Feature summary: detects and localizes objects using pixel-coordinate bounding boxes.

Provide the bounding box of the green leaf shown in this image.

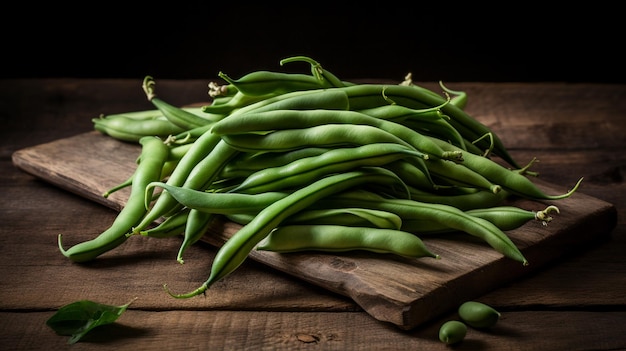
[46,297,137,344]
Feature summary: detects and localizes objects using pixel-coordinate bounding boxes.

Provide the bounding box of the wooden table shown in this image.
[2,79,624,350]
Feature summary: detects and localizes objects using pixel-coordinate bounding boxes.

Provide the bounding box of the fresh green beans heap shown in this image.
[60,55,583,299]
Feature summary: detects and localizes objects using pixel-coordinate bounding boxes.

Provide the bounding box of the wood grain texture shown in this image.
[11,130,617,330]
[3,79,625,350]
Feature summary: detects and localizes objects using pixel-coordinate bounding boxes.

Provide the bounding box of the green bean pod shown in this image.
[428,136,584,200]
[256,224,439,259]
[93,115,185,143]
[201,90,279,115]
[218,70,329,96]
[58,136,170,262]
[425,158,502,194]
[439,320,467,345]
[212,88,350,118]
[383,159,442,191]
[131,131,224,233]
[140,208,190,238]
[177,209,215,264]
[406,187,509,211]
[458,301,501,328]
[146,182,289,215]
[164,167,409,298]
[210,109,462,161]
[220,147,330,179]
[284,208,403,230]
[316,190,528,265]
[226,208,403,229]
[142,76,218,129]
[439,81,468,110]
[219,123,416,153]
[398,118,466,151]
[228,143,425,194]
[466,205,559,230]
[403,204,559,234]
[279,55,347,88]
[97,108,164,120]
[102,142,188,198]
[336,83,520,168]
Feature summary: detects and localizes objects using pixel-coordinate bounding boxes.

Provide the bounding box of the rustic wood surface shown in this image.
[11,131,617,330]
[1,79,625,350]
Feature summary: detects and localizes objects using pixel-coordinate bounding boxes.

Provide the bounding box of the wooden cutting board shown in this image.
[12,131,617,330]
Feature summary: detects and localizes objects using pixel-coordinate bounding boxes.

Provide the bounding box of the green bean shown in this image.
[133,138,238,233]
[405,187,509,211]
[166,142,194,162]
[207,88,350,117]
[398,118,466,151]
[425,158,502,194]
[177,209,215,264]
[164,167,408,298]
[228,143,425,194]
[279,55,347,88]
[200,90,279,115]
[458,301,501,329]
[256,224,439,259]
[146,182,289,215]
[439,81,468,110]
[102,173,134,198]
[219,123,417,153]
[284,208,403,230]
[218,70,329,96]
[98,107,214,121]
[182,140,241,191]
[142,76,218,129]
[166,123,223,146]
[428,136,584,200]
[234,89,350,114]
[439,320,467,345]
[226,208,403,229]
[316,189,528,265]
[58,136,170,262]
[403,204,559,234]
[131,131,223,233]
[220,147,330,179]
[383,159,442,191]
[102,142,188,198]
[93,115,185,143]
[336,83,521,168]
[467,204,559,230]
[140,208,190,238]
[358,103,466,150]
[97,108,165,121]
[224,213,255,225]
[210,109,462,161]
[222,125,427,194]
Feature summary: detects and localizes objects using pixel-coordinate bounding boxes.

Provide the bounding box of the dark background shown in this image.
[3,2,623,83]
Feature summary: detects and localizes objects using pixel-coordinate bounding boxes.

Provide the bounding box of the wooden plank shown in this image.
[11,131,618,330]
[3,310,626,351]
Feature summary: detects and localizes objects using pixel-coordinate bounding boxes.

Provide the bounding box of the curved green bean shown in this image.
[228,143,425,194]
[218,70,329,96]
[428,136,584,200]
[164,167,409,298]
[316,189,528,265]
[58,136,170,262]
[146,182,289,215]
[256,224,439,259]
[210,109,462,161]
[142,76,217,129]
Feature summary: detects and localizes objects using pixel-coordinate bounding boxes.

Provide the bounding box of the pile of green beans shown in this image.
[62,55,583,299]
